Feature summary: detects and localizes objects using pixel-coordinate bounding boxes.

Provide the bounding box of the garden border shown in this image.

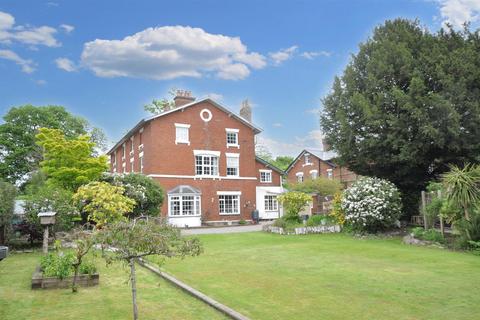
[137,258,250,320]
[263,224,341,235]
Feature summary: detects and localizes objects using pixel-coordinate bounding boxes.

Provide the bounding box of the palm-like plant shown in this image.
[441,164,480,221]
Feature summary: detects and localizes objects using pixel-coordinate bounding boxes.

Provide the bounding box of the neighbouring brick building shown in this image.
[285,149,358,214]
[108,91,284,227]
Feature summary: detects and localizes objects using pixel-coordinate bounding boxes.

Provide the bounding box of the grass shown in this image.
[0,252,227,320]
[151,232,480,320]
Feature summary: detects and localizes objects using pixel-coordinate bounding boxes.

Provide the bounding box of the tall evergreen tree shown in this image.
[321,19,480,217]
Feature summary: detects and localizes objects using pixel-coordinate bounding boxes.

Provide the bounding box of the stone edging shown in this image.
[263,224,341,235]
[137,258,250,320]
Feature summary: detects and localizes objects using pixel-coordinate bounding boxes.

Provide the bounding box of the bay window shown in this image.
[168,195,201,216]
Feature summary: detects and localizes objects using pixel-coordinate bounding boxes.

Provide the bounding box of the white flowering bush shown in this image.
[342,177,402,232]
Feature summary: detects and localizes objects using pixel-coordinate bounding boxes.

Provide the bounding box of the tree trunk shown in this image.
[72,264,80,293]
[0,225,5,246]
[129,258,139,320]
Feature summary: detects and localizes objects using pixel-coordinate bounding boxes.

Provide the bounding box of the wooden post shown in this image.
[42,226,49,254]
[421,191,427,230]
[437,189,444,236]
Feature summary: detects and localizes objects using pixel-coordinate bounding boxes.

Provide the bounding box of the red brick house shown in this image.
[108,91,284,227]
[285,149,358,214]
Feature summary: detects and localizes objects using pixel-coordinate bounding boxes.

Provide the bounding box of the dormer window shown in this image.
[226,128,239,148]
[175,123,190,145]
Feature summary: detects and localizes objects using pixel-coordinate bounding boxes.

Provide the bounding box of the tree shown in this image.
[143,89,176,114]
[101,173,164,218]
[320,19,480,217]
[0,181,16,245]
[277,191,312,222]
[73,182,136,227]
[287,177,342,196]
[255,144,273,162]
[97,219,201,320]
[36,128,108,191]
[70,227,96,293]
[0,105,105,184]
[272,156,294,171]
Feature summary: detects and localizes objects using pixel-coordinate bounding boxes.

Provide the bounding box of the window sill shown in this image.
[227,144,240,148]
[168,215,201,218]
[219,212,241,216]
[175,140,190,145]
[260,181,272,183]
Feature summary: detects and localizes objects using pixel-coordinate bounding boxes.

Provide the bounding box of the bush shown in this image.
[277,191,312,222]
[0,180,16,245]
[40,251,96,279]
[306,215,334,226]
[238,219,247,225]
[273,216,303,231]
[411,227,445,244]
[329,192,345,225]
[454,213,480,249]
[79,259,97,275]
[342,177,402,233]
[102,173,164,218]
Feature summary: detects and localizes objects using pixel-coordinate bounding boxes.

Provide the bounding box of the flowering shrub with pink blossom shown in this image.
[342,177,402,233]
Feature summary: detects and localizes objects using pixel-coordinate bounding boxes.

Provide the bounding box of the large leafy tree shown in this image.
[321,19,480,216]
[36,128,108,191]
[0,180,16,245]
[0,105,106,184]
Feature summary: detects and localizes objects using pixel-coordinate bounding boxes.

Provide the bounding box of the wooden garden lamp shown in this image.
[38,211,56,254]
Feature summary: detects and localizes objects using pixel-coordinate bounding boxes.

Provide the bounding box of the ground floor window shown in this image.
[219,194,240,215]
[168,195,201,216]
[264,195,278,211]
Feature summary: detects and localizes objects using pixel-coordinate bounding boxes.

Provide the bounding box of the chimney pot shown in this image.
[174,89,195,107]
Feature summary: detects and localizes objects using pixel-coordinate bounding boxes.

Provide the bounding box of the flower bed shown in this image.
[31,266,99,289]
[263,224,341,235]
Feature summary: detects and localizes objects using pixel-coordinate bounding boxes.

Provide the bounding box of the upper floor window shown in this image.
[310,170,318,179]
[195,155,219,176]
[304,153,311,165]
[139,152,144,173]
[130,137,134,155]
[226,128,239,148]
[130,157,134,173]
[327,168,333,180]
[260,170,272,183]
[138,128,144,150]
[226,153,239,177]
[122,143,126,160]
[175,123,190,144]
[296,172,304,183]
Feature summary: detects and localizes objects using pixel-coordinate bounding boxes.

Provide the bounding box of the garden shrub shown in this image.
[277,191,312,222]
[411,227,445,243]
[329,192,345,225]
[287,177,342,196]
[342,177,402,233]
[101,173,164,218]
[79,259,97,275]
[40,251,97,279]
[0,180,16,245]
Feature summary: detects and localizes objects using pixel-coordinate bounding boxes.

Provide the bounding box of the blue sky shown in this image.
[0,0,479,156]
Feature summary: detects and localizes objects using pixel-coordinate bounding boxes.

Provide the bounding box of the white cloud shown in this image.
[272,122,283,127]
[55,57,77,72]
[206,93,224,101]
[35,79,47,85]
[81,26,267,80]
[0,49,35,73]
[0,11,59,47]
[269,45,298,65]
[300,50,331,60]
[437,0,480,27]
[257,129,326,157]
[60,24,74,34]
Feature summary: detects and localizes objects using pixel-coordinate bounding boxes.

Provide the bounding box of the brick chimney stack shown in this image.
[322,137,331,151]
[173,90,195,108]
[240,99,252,122]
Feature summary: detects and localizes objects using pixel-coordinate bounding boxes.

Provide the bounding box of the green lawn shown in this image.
[0,252,227,320]
[152,232,480,320]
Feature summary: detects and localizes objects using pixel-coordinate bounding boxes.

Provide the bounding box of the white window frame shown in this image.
[195,151,220,177]
[168,195,201,217]
[226,153,240,177]
[225,128,240,148]
[310,169,318,179]
[304,153,312,165]
[138,128,144,151]
[259,169,272,183]
[139,151,144,174]
[130,136,134,156]
[217,191,241,215]
[122,143,126,161]
[296,172,304,183]
[175,123,191,145]
[130,157,134,173]
[327,168,333,180]
[122,162,126,173]
[264,195,279,211]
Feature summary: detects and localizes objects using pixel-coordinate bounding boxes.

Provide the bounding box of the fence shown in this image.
[411,190,446,235]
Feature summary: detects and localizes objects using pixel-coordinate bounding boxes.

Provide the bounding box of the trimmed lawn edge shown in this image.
[137,258,250,320]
